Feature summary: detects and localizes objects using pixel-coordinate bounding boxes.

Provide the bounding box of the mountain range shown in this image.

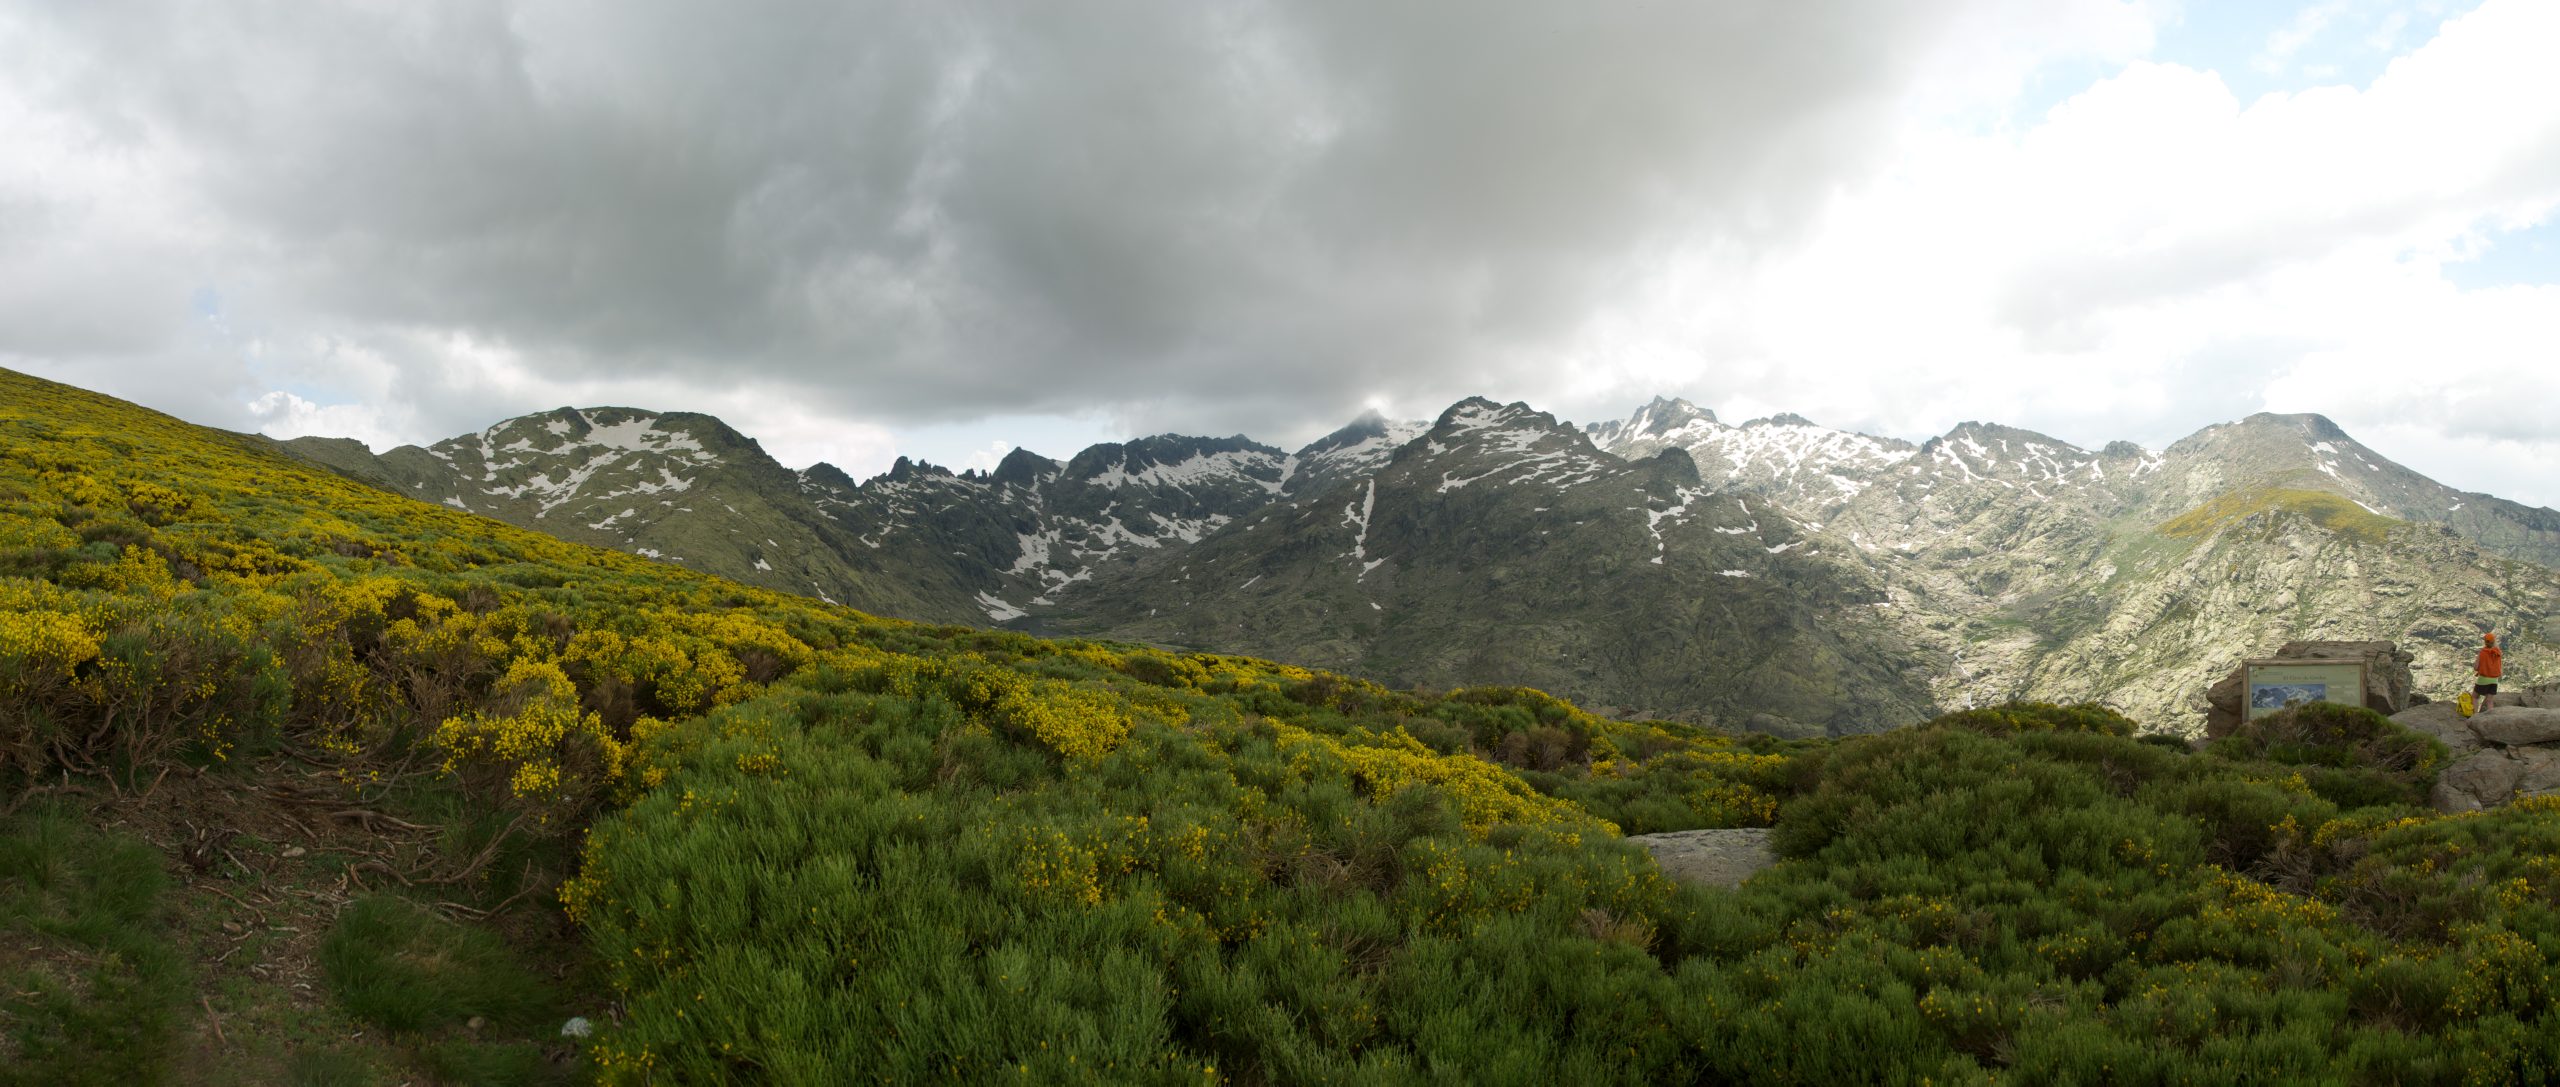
[279,394,2559,735]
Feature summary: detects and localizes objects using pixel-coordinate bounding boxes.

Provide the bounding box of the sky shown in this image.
[3,0,2556,506]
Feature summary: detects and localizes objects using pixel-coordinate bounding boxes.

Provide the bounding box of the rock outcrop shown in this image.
[2409,684,2560,812]
[2392,700,2486,758]
[1623,829,1777,889]
[2205,641,2416,739]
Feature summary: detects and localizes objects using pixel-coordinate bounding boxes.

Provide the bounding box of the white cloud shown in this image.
[245,390,399,450]
[2256,0,2354,75]
[959,440,1017,474]
[1550,0,2560,506]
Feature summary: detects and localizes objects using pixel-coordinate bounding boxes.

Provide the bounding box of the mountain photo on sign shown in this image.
[2252,683,2326,709]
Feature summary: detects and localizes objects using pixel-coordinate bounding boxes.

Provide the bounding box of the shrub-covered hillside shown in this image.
[9,366,2560,1084]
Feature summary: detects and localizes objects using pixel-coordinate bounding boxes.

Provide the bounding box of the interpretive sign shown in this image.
[2242,659,2369,720]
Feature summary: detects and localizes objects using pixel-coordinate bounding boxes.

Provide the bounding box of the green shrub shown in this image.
[564,682,1697,1085]
[2203,701,2446,808]
[1929,701,2140,738]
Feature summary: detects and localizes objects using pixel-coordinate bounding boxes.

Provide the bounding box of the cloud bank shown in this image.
[1,1,2554,505]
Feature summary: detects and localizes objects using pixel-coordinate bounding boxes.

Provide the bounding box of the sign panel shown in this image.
[2243,659,2369,720]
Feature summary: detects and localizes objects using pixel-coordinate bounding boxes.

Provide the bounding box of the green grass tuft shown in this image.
[0,803,188,1087]
[317,895,559,1035]
[285,1046,393,1087]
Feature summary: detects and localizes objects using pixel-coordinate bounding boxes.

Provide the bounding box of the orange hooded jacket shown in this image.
[2478,638,2503,680]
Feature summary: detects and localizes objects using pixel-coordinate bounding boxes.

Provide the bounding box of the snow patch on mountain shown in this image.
[1343,480,1378,575]
[1084,448,1284,491]
[1294,421,1423,485]
[1641,486,1707,565]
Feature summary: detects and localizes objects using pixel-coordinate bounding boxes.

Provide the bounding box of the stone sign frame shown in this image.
[2243,658,2370,720]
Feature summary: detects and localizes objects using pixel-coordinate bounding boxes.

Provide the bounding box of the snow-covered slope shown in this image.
[1587,397,1912,519]
[1040,396,1939,733]
[797,435,1297,621]
[1286,411,1428,496]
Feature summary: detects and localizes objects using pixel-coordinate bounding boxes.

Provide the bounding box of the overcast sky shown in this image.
[5,1,2556,506]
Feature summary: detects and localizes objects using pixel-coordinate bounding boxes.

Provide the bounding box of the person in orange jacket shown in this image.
[2476,632,2504,714]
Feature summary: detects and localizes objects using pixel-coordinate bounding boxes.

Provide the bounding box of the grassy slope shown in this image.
[2160,485,2401,546]
[11,367,2560,1083]
[0,370,1776,1080]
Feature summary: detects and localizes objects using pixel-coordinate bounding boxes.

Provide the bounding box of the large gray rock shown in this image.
[2513,683,2560,710]
[2471,707,2560,747]
[1623,829,1776,890]
[2430,746,2560,813]
[2434,750,2528,813]
[2205,641,2417,739]
[2522,748,2560,796]
[2392,700,2485,757]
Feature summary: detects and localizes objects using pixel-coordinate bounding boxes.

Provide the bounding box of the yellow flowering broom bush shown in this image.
[435,659,627,824]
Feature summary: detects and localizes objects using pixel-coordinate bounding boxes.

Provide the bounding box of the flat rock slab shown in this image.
[2472,707,2560,747]
[1624,828,1777,890]
[2393,702,2485,757]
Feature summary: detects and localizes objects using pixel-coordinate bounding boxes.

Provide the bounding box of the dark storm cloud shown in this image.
[1,0,1975,438]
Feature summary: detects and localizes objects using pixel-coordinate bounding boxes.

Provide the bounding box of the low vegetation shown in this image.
[0,803,187,1086]
[6,366,2560,1083]
[2159,484,2400,545]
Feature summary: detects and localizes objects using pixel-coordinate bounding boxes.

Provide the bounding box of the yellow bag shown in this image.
[2458,691,2476,718]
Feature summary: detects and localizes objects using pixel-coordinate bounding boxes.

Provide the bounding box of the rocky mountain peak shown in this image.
[1413,398,1620,494]
[798,462,858,494]
[1629,396,1718,436]
[2238,411,2351,442]
[991,447,1060,487]
[1583,398,1721,458]
[1642,446,1704,486]
[1430,398,1582,443]
[529,405,595,441]
[1587,400,1913,520]
[2150,411,2413,517]
[1060,434,1288,492]
[883,455,954,483]
[393,405,758,522]
[1914,422,2097,487]
[1289,412,1428,495]
[1302,410,1398,453]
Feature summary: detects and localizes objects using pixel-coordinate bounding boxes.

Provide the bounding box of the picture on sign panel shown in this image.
[2243,660,2368,721]
[2250,683,2326,710]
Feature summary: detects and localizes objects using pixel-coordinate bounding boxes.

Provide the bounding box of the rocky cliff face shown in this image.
[2394,685,2560,812]
[791,434,1295,624]
[1584,407,2560,734]
[1040,398,1941,733]
[1585,396,1913,521]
